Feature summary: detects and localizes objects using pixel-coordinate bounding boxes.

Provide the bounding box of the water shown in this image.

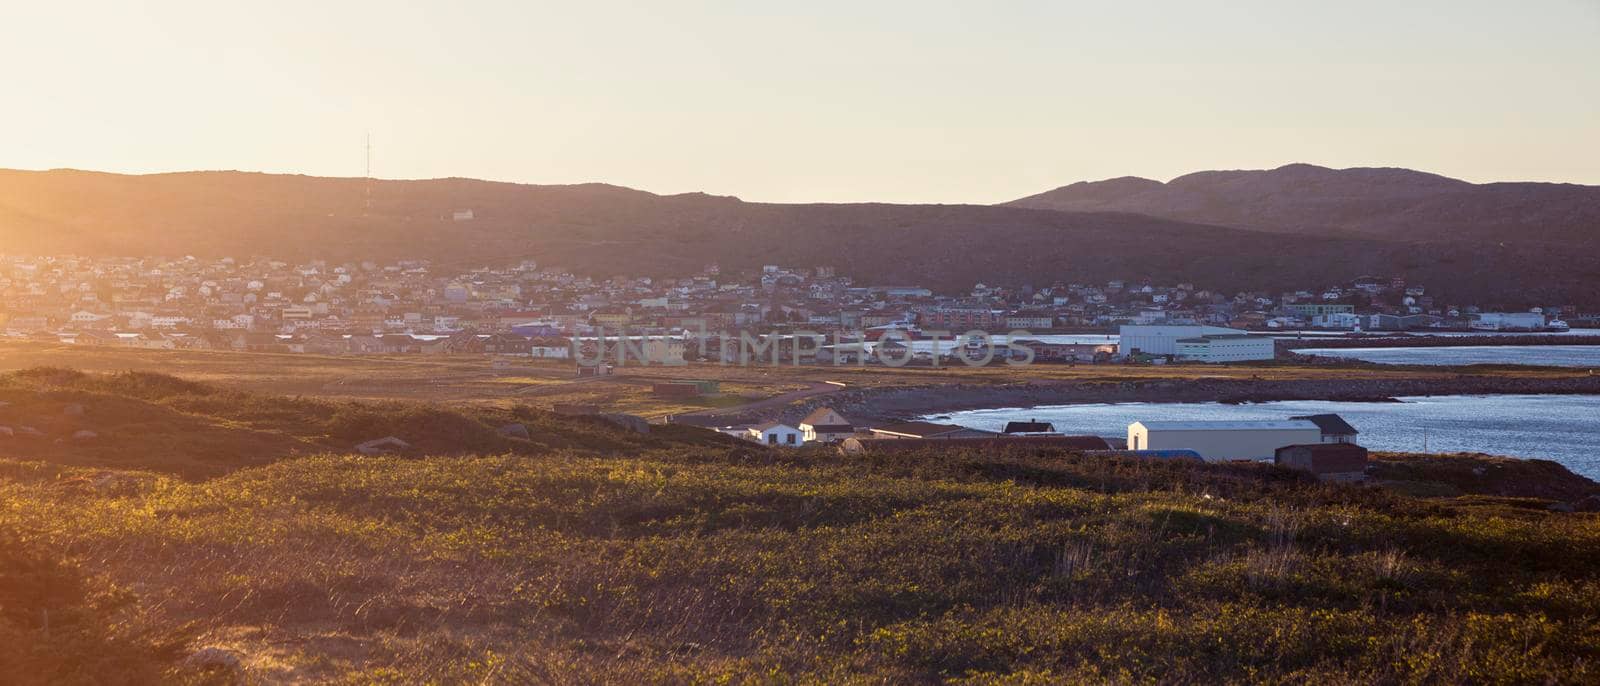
[930,395,1600,480]
[1293,345,1600,367]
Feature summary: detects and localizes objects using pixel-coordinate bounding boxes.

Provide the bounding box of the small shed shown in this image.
[1274,443,1370,482]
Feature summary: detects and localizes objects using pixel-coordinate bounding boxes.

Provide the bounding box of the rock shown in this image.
[497,423,530,439]
[62,403,85,417]
[0,426,11,438]
[18,426,43,437]
[71,430,98,441]
[183,647,243,672]
[1572,495,1600,513]
[355,436,411,455]
[600,413,651,434]
[1472,467,1487,476]
[1547,502,1576,513]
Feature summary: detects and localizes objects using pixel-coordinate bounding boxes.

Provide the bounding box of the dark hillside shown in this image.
[4,168,1598,304]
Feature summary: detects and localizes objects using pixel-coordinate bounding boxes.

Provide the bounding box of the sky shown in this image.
[3,1,1598,203]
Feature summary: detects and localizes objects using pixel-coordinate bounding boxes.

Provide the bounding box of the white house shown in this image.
[1174,334,1276,363]
[1118,325,1248,357]
[748,422,804,447]
[798,407,855,443]
[1127,420,1321,462]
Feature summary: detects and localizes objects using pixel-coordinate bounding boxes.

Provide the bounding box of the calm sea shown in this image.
[929,394,1600,480]
[1291,345,1600,367]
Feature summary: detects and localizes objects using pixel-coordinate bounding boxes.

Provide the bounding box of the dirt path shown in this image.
[667,381,846,423]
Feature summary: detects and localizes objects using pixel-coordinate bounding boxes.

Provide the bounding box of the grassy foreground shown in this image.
[3,443,1599,683]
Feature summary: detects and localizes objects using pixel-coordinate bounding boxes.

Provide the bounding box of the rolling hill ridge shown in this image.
[3,167,1598,305]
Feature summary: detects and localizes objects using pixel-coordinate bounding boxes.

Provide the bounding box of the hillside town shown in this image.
[1,254,1590,362]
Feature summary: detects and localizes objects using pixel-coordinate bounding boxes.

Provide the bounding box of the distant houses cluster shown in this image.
[714,407,1370,482]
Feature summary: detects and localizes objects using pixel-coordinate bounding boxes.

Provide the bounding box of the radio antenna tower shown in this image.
[363,132,373,214]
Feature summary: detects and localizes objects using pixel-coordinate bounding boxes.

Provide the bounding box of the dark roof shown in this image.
[843,435,1111,454]
[1290,413,1360,435]
[1003,420,1056,434]
[871,421,969,438]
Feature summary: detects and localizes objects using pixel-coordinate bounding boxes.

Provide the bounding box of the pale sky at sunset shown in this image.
[3,1,1597,203]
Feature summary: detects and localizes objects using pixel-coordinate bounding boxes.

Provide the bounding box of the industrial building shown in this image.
[1471,312,1547,331]
[1127,420,1322,462]
[1174,334,1276,362]
[1117,325,1251,357]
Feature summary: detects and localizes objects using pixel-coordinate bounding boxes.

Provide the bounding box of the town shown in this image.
[2,254,1589,365]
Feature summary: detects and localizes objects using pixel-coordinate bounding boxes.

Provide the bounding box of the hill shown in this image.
[0,368,723,477]
[2,442,1597,682]
[1008,162,1600,246]
[3,168,1599,304]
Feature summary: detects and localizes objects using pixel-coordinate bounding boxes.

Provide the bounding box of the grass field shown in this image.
[3,448,1597,683]
[2,367,1598,683]
[4,342,1590,423]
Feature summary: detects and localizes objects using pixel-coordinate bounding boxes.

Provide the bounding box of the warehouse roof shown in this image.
[1131,420,1319,432]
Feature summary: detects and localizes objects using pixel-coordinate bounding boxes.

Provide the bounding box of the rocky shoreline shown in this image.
[775,374,1600,424]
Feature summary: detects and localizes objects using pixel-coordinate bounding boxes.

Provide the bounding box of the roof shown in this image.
[799,407,852,427]
[843,435,1111,454]
[751,422,799,432]
[1003,420,1055,434]
[1132,420,1319,432]
[1290,413,1360,435]
[871,421,969,438]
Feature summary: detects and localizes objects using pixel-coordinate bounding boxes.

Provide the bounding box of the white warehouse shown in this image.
[1175,334,1276,363]
[1118,325,1250,357]
[1127,420,1321,462]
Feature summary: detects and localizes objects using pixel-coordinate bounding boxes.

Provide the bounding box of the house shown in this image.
[1002,420,1055,434]
[1274,443,1369,482]
[748,422,804,447]
[1127,420,1322,462]
[1289,414,1359,444]
[799,407,855,443]
[529,336,572,359]
[869,421,998,440]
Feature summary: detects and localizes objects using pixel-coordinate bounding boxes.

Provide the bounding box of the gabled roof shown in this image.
[751,421,799,432]
[799,407,852,428]
[1290,414,1360,435]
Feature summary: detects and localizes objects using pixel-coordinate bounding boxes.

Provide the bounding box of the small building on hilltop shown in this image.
[799,407,855,443]
[1127,420,1321,462]
[1275,443,1370,482]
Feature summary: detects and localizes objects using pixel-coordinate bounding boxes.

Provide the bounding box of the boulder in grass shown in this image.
[18,426,44,437]
[600,413,651,435]
[355,436,412,455]
[497,423,531,440]
[63,403,86,417]
[183,647,243,674]
[72,429,99,441]
[0,426,12,438]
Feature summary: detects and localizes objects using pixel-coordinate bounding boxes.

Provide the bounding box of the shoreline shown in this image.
[778,374,1600,424]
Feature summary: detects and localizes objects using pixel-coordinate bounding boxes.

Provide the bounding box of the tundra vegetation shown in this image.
[1,369,1598,684]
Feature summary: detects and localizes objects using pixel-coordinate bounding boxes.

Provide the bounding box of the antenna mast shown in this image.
[363,132,373,214]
